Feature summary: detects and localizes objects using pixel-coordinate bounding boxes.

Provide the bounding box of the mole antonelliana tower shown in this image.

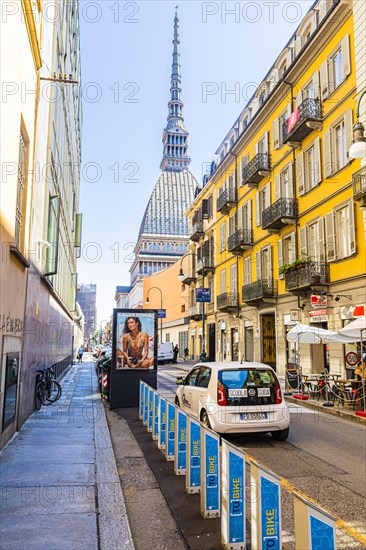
[129,9,199,286]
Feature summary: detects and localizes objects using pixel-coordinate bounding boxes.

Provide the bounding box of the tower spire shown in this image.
[160,7,191,172]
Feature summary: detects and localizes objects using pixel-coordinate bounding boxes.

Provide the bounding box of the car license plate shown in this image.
[228,388,247,398]
[240,412,267,421]
[257,388,271,397]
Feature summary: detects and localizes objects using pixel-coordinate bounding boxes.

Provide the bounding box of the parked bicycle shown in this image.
[34,367,62,410]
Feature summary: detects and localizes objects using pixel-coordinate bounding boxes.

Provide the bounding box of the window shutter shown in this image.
[244,257,251,286]
[248,199,252,230]
[256,251,261,281]
[296,89,302,107]
[255,193,260,226]
[325,212,336,261]
[323,129,332,178]
[288,162,294,198]
[300,227,307,258]
[318,218,325,262]
[341,34,351,77]
[345,109,353,161]
[275,173,281,201]
[286,103,292,119]
[313,70,320,99]
[278,240,283,279]
[267,245,272,280]
[265,131,269,155]
[296,152,305,195]
[290,232,296,263]
[238,206,243,230]
[320,60,329,99]
[273,118,280,150]
[314,137,322,184]
[255,141,259,155]
[349,201,356,255]
[264,182,271,209]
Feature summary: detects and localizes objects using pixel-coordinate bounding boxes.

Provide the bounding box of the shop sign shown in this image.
[290,309,300,321]
[309,309,328,323]
[311,294,327,308]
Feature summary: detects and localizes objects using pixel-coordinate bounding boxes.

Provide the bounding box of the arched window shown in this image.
[176,244,187,253]
[163,244,174,251]
[148,243,161,252]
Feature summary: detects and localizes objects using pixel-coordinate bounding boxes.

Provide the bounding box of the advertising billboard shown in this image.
[112,309,158,371]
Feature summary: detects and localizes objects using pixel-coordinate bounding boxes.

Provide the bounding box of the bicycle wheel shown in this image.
[35,381,48,410]
[45,380,62,403]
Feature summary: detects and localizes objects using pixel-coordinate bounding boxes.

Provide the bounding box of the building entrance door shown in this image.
[231,328,239,361]
[262,314,276,370]
[208,324,216,361]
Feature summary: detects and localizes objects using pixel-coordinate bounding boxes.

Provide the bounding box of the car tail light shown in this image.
[217,386,227,406]
[275,384,282,404]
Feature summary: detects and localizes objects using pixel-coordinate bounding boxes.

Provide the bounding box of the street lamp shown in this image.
[178,252,207,361]
[349,89,366,159]
[146,287,163,343]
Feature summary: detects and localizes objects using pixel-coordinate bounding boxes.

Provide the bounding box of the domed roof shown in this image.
[138,169,198,239]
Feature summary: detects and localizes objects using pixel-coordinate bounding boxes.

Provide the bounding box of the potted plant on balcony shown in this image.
[279,257,312,275]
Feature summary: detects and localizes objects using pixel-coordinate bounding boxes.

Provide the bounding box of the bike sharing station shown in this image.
[139,380,339,550]
[109,309,158,408]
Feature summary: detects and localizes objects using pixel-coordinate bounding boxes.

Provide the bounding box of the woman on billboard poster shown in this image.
[116,316,154,369]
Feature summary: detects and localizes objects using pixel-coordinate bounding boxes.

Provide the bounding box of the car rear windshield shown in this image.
[218,369,278,406]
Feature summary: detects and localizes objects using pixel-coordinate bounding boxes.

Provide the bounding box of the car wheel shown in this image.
[201,410,211,429]
[175,396,180,407]
[271,427,289,441]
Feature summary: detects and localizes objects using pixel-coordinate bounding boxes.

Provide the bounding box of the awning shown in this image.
[286,323,357,344]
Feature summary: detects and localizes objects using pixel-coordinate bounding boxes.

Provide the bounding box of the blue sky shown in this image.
[77,0,314,325]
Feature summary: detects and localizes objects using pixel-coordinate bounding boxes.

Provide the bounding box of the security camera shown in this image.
[335,295,340,302]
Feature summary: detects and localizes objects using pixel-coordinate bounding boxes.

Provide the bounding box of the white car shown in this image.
[175,362,290,440]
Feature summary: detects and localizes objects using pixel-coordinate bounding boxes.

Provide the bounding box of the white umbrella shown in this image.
[286,324,355,344]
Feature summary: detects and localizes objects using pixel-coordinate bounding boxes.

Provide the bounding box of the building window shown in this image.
[15,130,28,251]
[331,48,343,89]
[219,222,226,252]
[219,269,226,294]
[243,256,251,286]
[256,246,272,280]
[278,233,296,278]
[255,183,270,226]
[325,201,355,261]
[320,36,350,99]
[335,120,346,171]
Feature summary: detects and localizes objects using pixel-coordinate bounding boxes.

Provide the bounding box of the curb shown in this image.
[285,395,366,425]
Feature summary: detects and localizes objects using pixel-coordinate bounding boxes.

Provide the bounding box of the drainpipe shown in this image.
[228,150,241,319]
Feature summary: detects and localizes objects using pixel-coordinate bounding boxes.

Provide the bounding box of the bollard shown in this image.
[221,439,246,549]
[200,425,220,519]
[139,380,145,420]
[174,408,187,475]
[165,401,176,461]
[158,395,166,450]
[152,391,159,440]
[250,460,281,550]
[147,387,154,432]
[143,384,148,425]
[294,493,336,550]
[186,415,201,494]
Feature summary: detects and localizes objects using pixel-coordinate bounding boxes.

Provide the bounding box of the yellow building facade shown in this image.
[185,0,366,376]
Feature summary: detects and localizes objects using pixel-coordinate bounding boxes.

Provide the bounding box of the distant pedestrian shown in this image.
[184,347,189,361]
[77,345,84,363]
[173,344,179,364]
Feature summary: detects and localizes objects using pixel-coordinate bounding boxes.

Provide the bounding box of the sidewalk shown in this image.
[0,359,134,550]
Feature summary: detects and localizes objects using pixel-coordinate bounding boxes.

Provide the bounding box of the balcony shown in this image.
[190,221,204,242]
[217,188,237,214]
[180,269,197,285]
[353,166,366,207]
[242,279,277,303]
[262,198,296,232]
[196,256,215,275]
[217,292,239,312]
[227,229,253,254]
[188,304,202,321]
[242,153,271,186]
[283,98,322,145]
[284,261,328,293]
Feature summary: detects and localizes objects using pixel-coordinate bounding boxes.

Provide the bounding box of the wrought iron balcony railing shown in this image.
[188,304,202,319]
[190,221,204,242]
[217,292,239,311]
[282,98,322,144]
[242,153,271,185]
[216,188,237,213]
[242,279,277,302]
[227,228,253,253]
[353,166,366,205]
[284,261,328,291]
[196,256,215,275]
[262,198,296,231]
[180,269,197,285]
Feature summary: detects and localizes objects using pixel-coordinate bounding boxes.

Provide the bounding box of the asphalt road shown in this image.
[157,364,366,549]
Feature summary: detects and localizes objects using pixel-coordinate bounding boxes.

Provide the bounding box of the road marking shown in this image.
[246,451,366,546]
